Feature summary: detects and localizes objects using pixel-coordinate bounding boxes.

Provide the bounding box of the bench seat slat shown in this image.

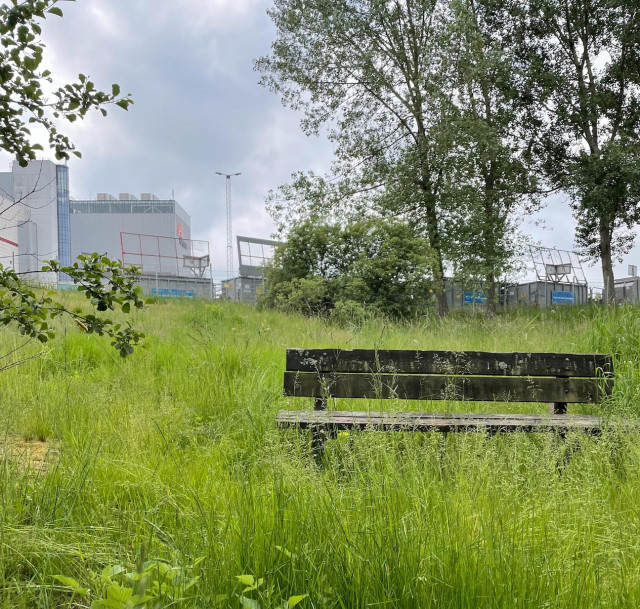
[287,349,613,378]
[276,410,633,434]
[284,372,610,403]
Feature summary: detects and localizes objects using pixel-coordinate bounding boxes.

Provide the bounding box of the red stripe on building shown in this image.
[0,236,18,248]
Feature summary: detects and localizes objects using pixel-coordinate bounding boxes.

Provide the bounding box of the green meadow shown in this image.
[1,295,640,608]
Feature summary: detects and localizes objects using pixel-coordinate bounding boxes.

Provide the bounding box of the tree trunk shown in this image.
[415,126,449,317]
[483,168,497,317]
[424,209,448,317]
[599,225,616,305]
[485,273,497,316]
[432,259,448,317]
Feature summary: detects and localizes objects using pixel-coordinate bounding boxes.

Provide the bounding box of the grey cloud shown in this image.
[0,0,638,283]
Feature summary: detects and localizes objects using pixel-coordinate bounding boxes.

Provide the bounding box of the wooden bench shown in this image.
[277,349,620,452]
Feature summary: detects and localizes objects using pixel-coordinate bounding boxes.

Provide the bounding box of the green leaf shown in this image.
[130,594,156,605]
[236,575,255,587]
[52,575,88,596]
[52,575,79,588]
[287,594,308,607]
[275,545,297,559]
[239,597,261,609]
[211,594,228,606]
[101,565,125,582]
[47,7,63,17]
[91,600,127,609]
[106,582,132,602]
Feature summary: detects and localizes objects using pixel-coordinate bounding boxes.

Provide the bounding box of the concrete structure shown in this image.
[70,194,191,263]
[0,160,69,279]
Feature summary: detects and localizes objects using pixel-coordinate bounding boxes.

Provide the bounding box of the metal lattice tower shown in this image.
[216,171,241,280]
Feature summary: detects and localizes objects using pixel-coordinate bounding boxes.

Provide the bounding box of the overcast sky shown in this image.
[0,0,637,286]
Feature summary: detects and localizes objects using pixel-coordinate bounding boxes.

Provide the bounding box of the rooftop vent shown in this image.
[97,193,116,201]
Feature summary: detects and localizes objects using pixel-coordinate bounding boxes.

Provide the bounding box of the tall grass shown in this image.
[0,298,639,607]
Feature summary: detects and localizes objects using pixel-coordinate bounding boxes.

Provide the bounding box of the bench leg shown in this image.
[311,397,328,461]
[549,402,568,415]
[550,375,568,415]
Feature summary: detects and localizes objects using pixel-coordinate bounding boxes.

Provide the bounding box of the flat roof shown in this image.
[70,199,190,222]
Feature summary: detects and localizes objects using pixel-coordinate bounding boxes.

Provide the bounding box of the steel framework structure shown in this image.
[236,235,282,278]
[529,246,588,285]
[121,232,210,278]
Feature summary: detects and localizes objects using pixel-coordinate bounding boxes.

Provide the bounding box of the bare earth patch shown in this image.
[0,437,60,473]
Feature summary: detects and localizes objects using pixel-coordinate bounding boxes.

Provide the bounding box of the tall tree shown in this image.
[517,0,640,302]
[445,0,539,314]
[257,0,459,316]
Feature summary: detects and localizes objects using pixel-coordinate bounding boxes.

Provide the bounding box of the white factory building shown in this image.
[0,160,70,279]
[0,161,196,284]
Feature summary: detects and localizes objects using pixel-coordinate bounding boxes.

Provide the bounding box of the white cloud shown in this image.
[154,0,269,31]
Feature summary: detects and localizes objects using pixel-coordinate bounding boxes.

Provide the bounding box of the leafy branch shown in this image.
[1,253,145,358]
[0,0,133,166]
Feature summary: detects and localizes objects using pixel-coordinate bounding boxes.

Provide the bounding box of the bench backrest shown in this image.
[284,349,613,403]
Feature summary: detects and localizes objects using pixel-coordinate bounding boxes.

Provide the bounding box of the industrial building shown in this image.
[444,280,589,310]
[0,160,70,279]
[0,161,209,299]
[69,193,212,298]
[70,193,191,262]
[0,172,20,267]
[445,248,591,309]
[614,266,640,304]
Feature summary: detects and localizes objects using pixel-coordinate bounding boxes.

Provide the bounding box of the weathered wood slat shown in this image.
[281,410,593,421]
[276,410,634,434]
[286,349,613,378]
[283,372,610,403]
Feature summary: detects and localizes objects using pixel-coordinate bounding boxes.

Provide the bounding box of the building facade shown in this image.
[0,170,21,268]
[69,193,192,265]
[0,161,195,285]
[0,160,69,279]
